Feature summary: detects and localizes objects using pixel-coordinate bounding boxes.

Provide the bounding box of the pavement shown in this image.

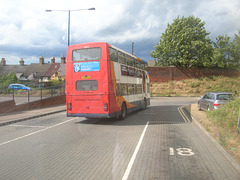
[0,104,66,126]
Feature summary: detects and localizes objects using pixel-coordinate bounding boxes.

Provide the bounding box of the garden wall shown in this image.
[148,67,240,83]
[0,100,15,114]
[0,95,66,114]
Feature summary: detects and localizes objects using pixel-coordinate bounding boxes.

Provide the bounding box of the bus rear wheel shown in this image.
[119,103,127,120]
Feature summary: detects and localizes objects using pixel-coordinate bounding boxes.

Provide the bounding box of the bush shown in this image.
[49,79,62,86]
[0,73,19,87]
[207,98,240,130]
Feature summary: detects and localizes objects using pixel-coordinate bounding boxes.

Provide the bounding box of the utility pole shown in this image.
[132,42,134,55]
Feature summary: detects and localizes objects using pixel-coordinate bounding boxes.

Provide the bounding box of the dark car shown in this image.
[8,84,32,90]
[198,92,234,111]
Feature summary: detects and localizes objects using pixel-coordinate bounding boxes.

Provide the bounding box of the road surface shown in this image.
[0,97,239,179]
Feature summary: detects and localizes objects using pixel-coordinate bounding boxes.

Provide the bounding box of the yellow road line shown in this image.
[178,106,190,123]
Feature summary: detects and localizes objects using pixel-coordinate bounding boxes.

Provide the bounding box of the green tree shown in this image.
[150,16,213,68]
[0,73,19,87]
[49,79,62,86]
[230,29,240,68]
[212,35,231,68]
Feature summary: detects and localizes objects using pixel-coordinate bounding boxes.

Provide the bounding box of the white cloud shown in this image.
[0,0,240,64]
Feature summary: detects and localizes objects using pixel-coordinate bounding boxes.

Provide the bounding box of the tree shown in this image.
[0,73,19,87]
[150,16,213,68]
[212,35,231,68]
[230,29,240,68]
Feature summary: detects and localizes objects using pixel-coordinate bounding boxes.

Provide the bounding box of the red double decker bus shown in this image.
[66,42,150,119]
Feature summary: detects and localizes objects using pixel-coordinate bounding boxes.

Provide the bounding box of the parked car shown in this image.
[198,92,234,111]
[8,84,32,90]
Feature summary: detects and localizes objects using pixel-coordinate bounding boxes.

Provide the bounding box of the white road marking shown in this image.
[0,117,78,146]
[122,121,149,180]
[170,147,174,155]
[9,124,46,128]
[140,113,156,114]
[178,106,190,123]
[176,148,195,156]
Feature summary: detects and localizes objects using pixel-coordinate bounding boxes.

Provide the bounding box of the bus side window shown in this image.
[135,60,140,69]
[134,84,137,94]
[118,52,126,64]
[120,83,128,95]
[128,84,135,95]
[109,47,118,62]
[137,84,142,94]
[126,56,132,66]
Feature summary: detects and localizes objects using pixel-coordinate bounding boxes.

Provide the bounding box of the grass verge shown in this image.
[151,76,240,97]
[206,98,240,163]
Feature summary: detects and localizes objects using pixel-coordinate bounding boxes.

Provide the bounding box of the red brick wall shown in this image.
[148,67,240,83]
[0,95,66,114]
[0,100,15,114]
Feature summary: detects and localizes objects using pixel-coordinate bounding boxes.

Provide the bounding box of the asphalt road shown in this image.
[0,97,239,180]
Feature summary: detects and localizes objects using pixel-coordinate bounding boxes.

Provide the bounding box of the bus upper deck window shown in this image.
[73,48,101,61]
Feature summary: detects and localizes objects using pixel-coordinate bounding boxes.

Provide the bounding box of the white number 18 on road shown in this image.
[170,147,195,156]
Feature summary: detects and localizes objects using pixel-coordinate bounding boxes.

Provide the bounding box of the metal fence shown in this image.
[0,85,65,105]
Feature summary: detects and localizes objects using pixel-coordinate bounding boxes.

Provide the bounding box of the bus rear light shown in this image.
[104,103,108,111]
[67,102,72,110]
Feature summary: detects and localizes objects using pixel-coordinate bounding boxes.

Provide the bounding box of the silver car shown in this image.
[198,92,234,111]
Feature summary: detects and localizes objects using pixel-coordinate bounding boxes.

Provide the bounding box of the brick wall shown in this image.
[148,67,240,83]
[0,95,66,114]
[0,100,15,114]
[14,94,66,112]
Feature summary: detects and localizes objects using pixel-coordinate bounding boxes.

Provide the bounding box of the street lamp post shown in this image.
[45,8,95,46]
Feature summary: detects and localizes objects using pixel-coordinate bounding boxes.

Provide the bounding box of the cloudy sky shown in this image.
[0,0,240,64]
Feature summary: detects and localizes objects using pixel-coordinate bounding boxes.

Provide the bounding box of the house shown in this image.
[58,64,66,81]
[0,58,29,80]
[46,55,66,82]
[45,63,61,81]
[23,56,52,82]
[0,56,66,84]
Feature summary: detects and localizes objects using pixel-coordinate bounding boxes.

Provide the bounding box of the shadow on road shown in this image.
[75,105,191,126]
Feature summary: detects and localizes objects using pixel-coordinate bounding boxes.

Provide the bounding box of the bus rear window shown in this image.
[73,48,101,61]
[76,80,98,91]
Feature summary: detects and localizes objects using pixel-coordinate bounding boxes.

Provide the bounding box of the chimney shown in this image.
[0,58,6,66]
[39,56,44,64]
[51,56,55,64]
[61,55,66,64]
[19,58,24,66]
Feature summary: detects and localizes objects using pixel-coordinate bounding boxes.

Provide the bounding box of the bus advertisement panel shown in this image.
[66,42,150,119]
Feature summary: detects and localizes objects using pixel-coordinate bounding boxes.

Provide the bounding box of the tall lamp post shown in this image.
[45,8,95,46]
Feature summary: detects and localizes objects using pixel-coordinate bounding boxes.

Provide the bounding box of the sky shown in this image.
[0,0,240,64]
